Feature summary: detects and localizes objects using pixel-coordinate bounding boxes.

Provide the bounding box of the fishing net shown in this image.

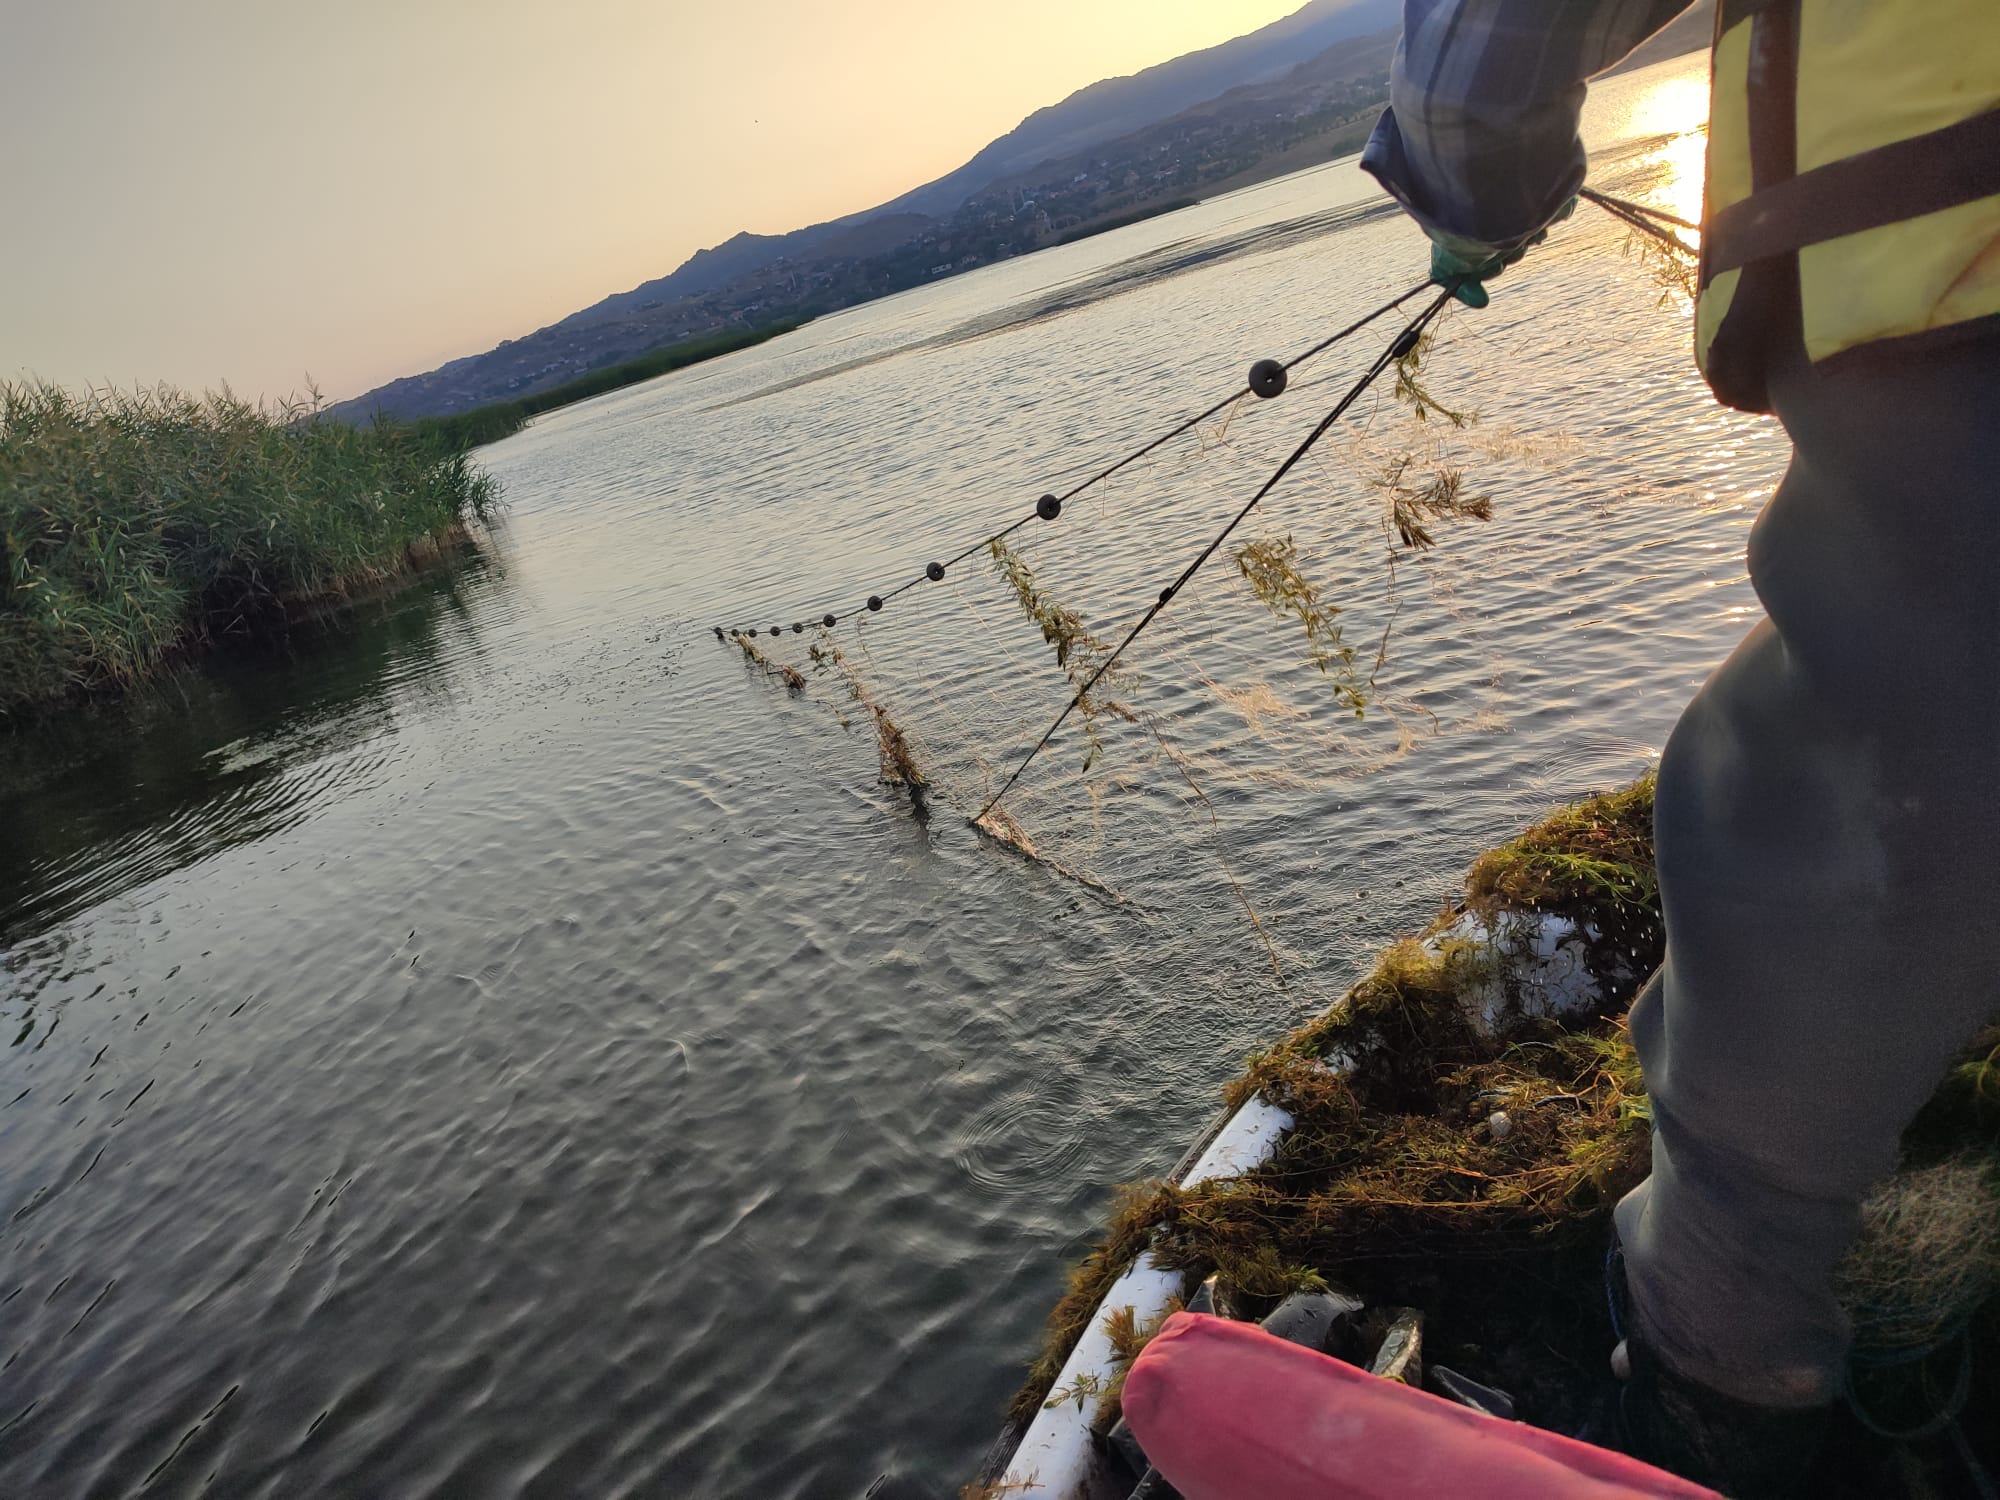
[1835,1151,2000,1442]
[731,311,1462,922]
[718,204,1709,999]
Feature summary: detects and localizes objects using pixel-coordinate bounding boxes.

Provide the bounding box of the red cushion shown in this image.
[1122,1312,1720,1500]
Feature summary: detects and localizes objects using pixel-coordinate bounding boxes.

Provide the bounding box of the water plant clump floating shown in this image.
[732,630,806,690]
[870,703,925,789]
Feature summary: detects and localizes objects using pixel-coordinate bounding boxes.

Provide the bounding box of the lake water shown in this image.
[0,53,1785,1500]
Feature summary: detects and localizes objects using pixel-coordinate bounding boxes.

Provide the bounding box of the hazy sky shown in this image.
[1,0,1312,403]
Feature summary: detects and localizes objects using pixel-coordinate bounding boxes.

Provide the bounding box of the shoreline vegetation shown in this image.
[400,319,803,451]
[0,382,499,720]
[0,318,794,724]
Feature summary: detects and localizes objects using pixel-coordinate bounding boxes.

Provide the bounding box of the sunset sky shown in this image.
[1,0,1312,403]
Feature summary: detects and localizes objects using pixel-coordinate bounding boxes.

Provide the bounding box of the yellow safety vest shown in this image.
[1695,0,2000,412]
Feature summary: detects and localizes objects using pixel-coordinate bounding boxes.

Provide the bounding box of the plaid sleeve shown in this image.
[1360,0,1696,251]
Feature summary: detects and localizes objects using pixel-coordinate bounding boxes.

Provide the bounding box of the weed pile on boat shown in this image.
[1,381,499,715]
[1006,775,2000,1448]
[1008,777,1664,1429]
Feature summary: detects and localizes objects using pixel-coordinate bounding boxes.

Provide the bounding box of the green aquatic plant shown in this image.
[1231,534,1365,714]
[1004,776,1669,1429]
[731,632,806,691]
[1155,958,1654,1276]
[1088,1295,1184,1434]
[987,537,1135,771]
[1393,325,1476,428]
[870,703,926,789]
[1377,456,1494,552]
[1041,1369,1105,1413]
[1905,1026,2000,1162]
[959,1479,1039,1500]
[0,380,499,716]
[1463,774,1660,983]
[1837,1152,2000,1355]
[1006,1177,1183,1425]
[740,628,923,786]
[1622,225,1700,305]
[988,537,1108,672]
[799,626,927,790]
[806,631,855,693]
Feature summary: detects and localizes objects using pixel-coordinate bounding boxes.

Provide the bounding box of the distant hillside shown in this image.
[336,0,1710,423]
[559,214,932,331]
[878,0,1400,219]
[1600,0,1713,76]
[976,27,1397,206]
[545,0,1397,338]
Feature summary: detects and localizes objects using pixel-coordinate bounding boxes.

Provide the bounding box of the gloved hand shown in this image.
[1427,197,1576,308]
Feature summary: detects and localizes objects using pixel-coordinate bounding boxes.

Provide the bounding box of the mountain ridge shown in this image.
[548,0,1398,336]
[340,0,1709,421]
[339,0,1400,417]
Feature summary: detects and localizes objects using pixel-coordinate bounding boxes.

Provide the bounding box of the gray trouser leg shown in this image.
[1612,320,2000,1409]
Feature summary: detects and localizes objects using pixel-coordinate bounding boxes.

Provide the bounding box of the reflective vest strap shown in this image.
[1744,2,1797,194]
[1694,1,1799,412]
[1717,0,1780,28]
[1707,110,2000,277]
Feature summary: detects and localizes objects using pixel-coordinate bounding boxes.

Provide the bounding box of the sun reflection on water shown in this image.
[1620,71,1711,229]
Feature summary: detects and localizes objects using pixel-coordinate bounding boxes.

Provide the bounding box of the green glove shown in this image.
[1427,197,1577,308]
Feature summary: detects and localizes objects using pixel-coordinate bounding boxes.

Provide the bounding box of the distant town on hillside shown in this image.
[337,0,1711,423]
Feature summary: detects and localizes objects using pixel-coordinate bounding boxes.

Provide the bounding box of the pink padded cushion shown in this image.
[1121,1312,1721,1500]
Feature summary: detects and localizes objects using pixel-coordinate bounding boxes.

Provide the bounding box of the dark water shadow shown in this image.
[0,536,511,945]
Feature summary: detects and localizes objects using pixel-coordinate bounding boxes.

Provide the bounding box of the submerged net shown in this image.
[720,301,1544,973]
[716,195,1712,1013]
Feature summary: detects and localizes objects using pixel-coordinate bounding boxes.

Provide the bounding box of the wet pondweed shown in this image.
[987,537,1135,771]
[1231,534,1365,714]
[997,773,2000,1457]
[1376,458,1493,553]
[1392,324,1476,429]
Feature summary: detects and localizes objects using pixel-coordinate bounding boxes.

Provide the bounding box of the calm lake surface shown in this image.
[0,55,1783,1499]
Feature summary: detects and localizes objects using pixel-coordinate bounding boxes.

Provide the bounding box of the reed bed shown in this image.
[1,381,499,715]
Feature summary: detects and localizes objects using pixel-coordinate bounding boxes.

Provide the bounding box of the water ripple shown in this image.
[0,54,1776,1500]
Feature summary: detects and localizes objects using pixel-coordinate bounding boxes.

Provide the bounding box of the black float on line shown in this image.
[974,286,1457,822]
[716,191,1698,812]
[711,278,1434,639]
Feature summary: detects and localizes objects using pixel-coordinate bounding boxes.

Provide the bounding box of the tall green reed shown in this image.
[1,381,499,714]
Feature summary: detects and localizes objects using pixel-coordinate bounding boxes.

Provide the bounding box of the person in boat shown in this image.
[1357,1,2000,1493]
